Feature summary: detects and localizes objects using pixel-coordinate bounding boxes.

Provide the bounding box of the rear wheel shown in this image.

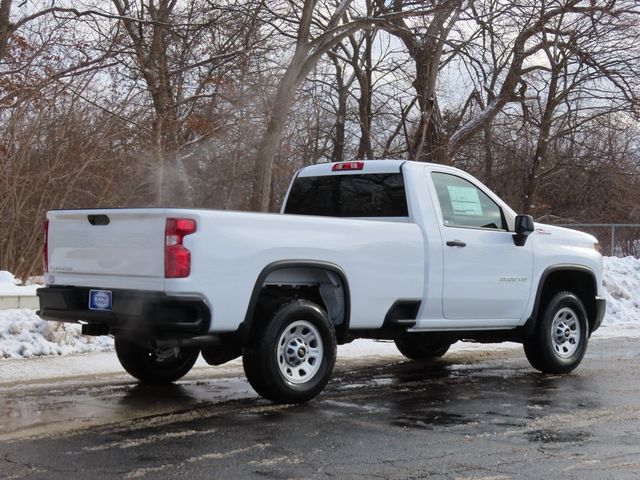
[524,291,589,374]
[394,336,451,361]
[114,337,199,384]
[243,299,337,404]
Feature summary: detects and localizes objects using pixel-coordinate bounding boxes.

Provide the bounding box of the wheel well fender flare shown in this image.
[239,260,351,340]
[525,264,597,336]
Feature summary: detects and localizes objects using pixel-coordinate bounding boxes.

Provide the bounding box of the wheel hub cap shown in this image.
[550,307,581,358]
[277,321,323,384]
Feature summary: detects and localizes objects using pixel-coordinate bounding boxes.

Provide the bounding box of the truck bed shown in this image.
[45,208,425,332]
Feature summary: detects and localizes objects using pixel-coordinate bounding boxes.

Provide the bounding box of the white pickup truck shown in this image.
[38,160,605,403]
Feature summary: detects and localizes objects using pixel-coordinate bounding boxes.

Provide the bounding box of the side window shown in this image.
[431,172,505,230]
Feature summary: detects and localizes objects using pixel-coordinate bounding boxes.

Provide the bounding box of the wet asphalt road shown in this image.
[1,337,639,480]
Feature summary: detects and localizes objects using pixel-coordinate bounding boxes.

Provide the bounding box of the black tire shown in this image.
[114,337,199,384]
[524,291,589,374]
[394,336,451,361]
[242,299,337,404]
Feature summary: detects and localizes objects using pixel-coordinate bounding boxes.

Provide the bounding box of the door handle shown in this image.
[446,240,466,247]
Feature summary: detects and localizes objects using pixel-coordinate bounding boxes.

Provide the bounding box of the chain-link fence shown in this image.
[552,224,640,257]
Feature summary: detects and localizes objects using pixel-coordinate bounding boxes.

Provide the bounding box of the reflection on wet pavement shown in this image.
[1,337,639,480]
[0,376,254,440]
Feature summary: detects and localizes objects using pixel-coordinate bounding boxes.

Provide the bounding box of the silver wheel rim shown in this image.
[550,307,581,358]
[277,320,323,384]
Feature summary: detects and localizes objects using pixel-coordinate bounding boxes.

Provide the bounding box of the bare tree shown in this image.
[375,0,466,163]
[453,1,640,212]
[109,0,263,203]
[326,24,405,162]
[250,0,436,211]
[0,78,145,278]
[252,0,357,211]
[327,46,356,162]
[375,0,640,174]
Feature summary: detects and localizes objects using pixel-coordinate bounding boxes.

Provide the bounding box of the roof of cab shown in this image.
[297,159,463,177]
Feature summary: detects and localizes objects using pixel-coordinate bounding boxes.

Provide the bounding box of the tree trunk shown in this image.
[331,59,348,162]
[521,66,560,214]
[356,32,374,159]
[0,0,12,59]
[332,85,348,162]
[250,53,306,212]
[482,124,494,184]
[411,94,448,163]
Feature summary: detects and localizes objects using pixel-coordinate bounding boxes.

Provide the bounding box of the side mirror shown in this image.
[513,214,535,246]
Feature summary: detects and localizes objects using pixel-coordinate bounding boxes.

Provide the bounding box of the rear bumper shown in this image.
[37,286,211,336]
[593,296,606,334]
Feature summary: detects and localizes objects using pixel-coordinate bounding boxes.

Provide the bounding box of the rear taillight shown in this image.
[43,218,49,273]
[164,218,196,278]
[332,161,364,171]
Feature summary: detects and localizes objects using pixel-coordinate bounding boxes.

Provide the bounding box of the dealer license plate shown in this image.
[88,289,112,311]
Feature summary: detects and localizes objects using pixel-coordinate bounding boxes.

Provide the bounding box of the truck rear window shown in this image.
[284,173,409,217]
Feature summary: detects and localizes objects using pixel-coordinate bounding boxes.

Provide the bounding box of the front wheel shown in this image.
[243,299,337,404]
[115,337,199,384]
[524,291,589,374]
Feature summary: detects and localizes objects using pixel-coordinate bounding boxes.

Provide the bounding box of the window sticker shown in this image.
[447,185,483,216]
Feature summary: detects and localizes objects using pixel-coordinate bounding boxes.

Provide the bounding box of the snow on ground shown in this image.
[0,271,38,296]
[1,257,640,361]
[0,271,113,358]
[0,309,113,359]
[601,256,640,324]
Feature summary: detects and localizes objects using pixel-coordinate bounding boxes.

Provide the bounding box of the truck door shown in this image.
[429,171,533,320]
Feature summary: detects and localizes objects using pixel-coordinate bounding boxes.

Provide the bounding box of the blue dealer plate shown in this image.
[88,289,112,311]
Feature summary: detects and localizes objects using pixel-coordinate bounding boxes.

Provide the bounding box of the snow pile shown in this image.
[0,270,39,296]
[602,256,640,324]
[0,271,16,285]
[0,309,113,359]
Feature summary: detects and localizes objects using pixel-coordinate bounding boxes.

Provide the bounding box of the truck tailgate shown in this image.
[47,209,166,279]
